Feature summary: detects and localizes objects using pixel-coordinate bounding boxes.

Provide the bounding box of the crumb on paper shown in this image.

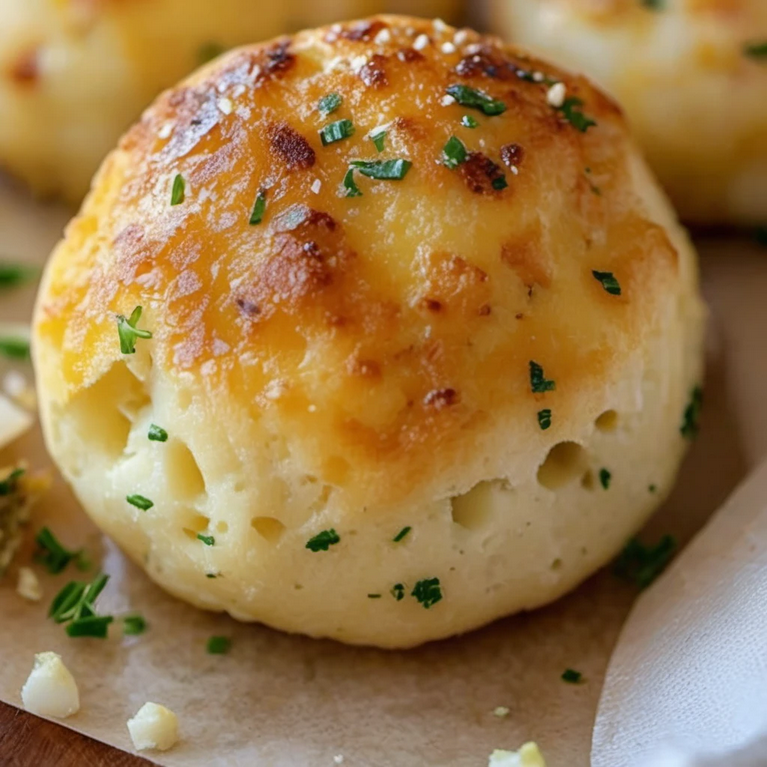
[16,566,42,601]
[127,702,179,752]
[488,742,547,767]
[493,705,511,718]
[333,756,344,765]
[21,652,80,719]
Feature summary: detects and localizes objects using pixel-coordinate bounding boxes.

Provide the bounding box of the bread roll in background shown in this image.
[0,0,460,204]
[33,15,705,648]
[489,0,767,226]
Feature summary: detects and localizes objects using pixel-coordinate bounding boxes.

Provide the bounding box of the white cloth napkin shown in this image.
[592,458,767,767]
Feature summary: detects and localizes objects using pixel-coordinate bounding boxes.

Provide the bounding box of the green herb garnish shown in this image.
[343,167,363,197]
[557,97,597,133]
[320,119,355,146]
[249,190,267,225]
[66,615,114,638]
[562,668,583,684]
[492,176,508,191]
[198,41,227,65]
[197,534,215,546]
[614,535,677,589]
[599,468,611,490]
[391,583,405,601]
[680,386,703,439]
[206,573,219,579]
[530,361,556,394]
[116,306,152,355]
[411,578,442,609]
[744,41,767,59]
[0,468,24,496]
[537,409,552,430]
[207,636,231,654]
[442,136,468,169]
[0,336,30,360]
[349,159,412,180]
[649,484,657,493]
[123,615,147,636]
[49,573,112,638]
[370,128,387,152]
[393,526,412,543]
[34,528,88,575]
[593,270,621,296]
[0,263,38,289]
[318,93,342,116]
[446,85,507,116]
[126,494,154,511]
[306,529,340,552]
[461,115,479,128]
[367,594,382,599]
[148,424,168,442]
[170,173,185,206]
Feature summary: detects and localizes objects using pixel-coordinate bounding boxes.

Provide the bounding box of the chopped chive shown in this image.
[0,337,30,360]
[393,526,412,543]
[170,173,185,206]
[0,468,24,496]
[442,136,468,169]
[320,119,355,146]
[461,114,478,128]
[49,582,87,623]
[343,167,363,197]
[614,535,677,589]
[557,97,597,133]
[66,615,113,639]
[148,424,168,442]
[127,494,154,511]
[562,668,583,684]
[0,262,38,289]
[318,93,342,116]
[446,84,507,116]
[530,361,556,394]
[680,386,703,439]
[537,409,552,430]
[349,159,412,180]
[492,175,508,191]
[34,528,84,575]
[649,484,657,493]
[206,573,219,578]
[367,593,382,599]
[116,306,152,355]
[123,615,147,635]
[198,41,227,65]
[391,583,405,601]
[599,468,611,490]
[249,190,267,225]
[306,529,340,552]
[744,41,767,59]
[197,534,215,546]
[592,270,621,296]
[207,636,231,654]
[370,128,387,152]
[411,577,442,609]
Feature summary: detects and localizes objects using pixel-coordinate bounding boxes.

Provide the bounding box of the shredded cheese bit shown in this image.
[17,567,42,602]
[441,94,456,106]
[454,29,470,46]
[127,702,180,752]
[311,179,322,195]
[414,34,430,51]
[441,42,457,54]
[217,97,233,115]
[21,652,80,719]
[374,28,391,45]
[546,82,567,108]
[158,122,173,139]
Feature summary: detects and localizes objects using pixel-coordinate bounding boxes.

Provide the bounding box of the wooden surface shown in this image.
[0,701,150,767]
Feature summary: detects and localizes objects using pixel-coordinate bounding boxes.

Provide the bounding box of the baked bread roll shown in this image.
[34,16,705,648]
[0,0,459,204]
[489,0,767,226]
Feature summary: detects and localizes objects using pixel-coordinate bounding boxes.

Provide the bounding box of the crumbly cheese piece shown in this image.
[127,702,180,751]
[0,467,48,575]
[16,566,42,601]
[21,652,80,719]
[489,742,547,767]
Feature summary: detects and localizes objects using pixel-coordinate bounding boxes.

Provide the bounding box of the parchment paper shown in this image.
[0,172,763,766]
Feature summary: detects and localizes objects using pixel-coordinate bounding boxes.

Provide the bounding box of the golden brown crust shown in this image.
[35,15,682,507]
